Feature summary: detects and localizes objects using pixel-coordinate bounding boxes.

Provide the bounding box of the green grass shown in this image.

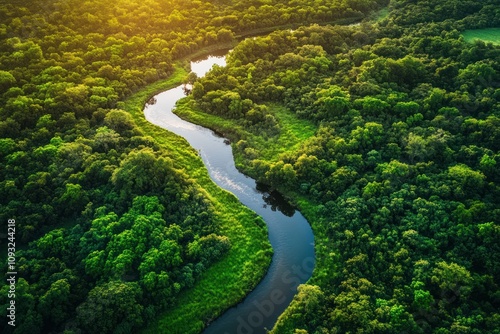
[174,100,317,166]
[173,91,353,333]
[122,65,272,334]
[172,91,338,332]
[373,7,390,22]
[266,104,317,158]
[463,28,500,45]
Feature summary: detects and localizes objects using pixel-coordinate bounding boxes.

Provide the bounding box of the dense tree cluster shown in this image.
[2,0,497,332]
[0,0,387,241]
[0,109,232,333]
[188,0,500,332]
[0,0,389,333]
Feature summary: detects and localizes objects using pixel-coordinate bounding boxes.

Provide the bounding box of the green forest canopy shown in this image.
[1,0,500,333]
[179,0,500,333]
[0,0,387,333]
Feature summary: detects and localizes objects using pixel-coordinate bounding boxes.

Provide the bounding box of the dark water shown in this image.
[144,54,315,334]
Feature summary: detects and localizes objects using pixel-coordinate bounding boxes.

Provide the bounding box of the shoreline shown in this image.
[121,11,382,333]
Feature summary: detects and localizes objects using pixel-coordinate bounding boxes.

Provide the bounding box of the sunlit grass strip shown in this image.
[266,104,317,158]
[462,28,500,45]
[373,7,390,22]
[174,100,316,162]
[122,66,272,333]
[174,97,334,333]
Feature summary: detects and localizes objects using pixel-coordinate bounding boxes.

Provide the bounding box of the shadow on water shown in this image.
[256,182,296,217]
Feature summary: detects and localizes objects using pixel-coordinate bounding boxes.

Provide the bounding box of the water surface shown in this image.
[144,54,315,334]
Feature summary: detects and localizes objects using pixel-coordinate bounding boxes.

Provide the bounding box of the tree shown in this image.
[405,132,428,162]
[411,280,434,311]
[57,183,89,216]
[266,161,297,189]
[447,164,486,196]
[356,97,390,116]
[111,148,179,200]
[457,61,497,92]
[479,154,496,175]
[431,261,473,302]
[38,279,71,326]
[104,109,135,134]
[394,101,420,118]
[350,122,384,150]
[0,70,16,91]
[391,55,427,87]
[314,85,351,120]
[376,160,411,189]
[76,281,144,333]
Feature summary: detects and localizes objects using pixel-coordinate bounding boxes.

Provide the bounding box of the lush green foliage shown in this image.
[463,28,500,45]
[0,0,388,332]
[0,0,386,249]
[3,0,497,333]
[181,0,500,332]
[121,74,273,334]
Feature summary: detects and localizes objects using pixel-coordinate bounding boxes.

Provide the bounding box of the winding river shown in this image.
[144,52,315,334]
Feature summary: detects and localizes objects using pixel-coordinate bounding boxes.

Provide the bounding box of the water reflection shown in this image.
[191,50,229,77]
[256,183,296,217]
[191,48,231,62]
[147,96,157,105]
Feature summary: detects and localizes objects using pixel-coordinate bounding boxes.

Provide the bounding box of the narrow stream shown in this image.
[144,53,315,334]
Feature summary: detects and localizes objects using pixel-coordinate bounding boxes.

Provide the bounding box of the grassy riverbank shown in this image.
[462,28,500,45]
[122,66,273,333]
[173,94,328,331]
[120,12,382,332]
[174,99,317,166]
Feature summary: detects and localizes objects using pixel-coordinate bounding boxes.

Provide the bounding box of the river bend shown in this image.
[144,53,315,334]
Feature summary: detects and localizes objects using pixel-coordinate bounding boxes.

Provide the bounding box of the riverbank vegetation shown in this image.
[179,0,500,332]
[0,0,388,333]
[463,28,500,45]
[121,69,273,334]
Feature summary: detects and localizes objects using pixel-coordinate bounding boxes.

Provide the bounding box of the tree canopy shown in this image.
[180,0,500,332]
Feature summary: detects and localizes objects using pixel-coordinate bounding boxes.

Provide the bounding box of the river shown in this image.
[143,52,315,334]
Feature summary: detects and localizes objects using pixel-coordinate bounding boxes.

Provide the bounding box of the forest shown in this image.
[1,0,499,333]
[179,0,500,333]
[0,0,386,333]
